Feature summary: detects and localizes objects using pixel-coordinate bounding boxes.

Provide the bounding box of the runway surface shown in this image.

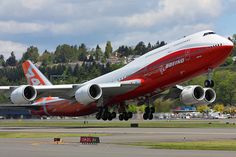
[0,127,236,157]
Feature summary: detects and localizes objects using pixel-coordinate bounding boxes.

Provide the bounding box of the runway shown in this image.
[0,127,236,157]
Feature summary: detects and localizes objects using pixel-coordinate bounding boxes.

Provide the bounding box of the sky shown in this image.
[0,0,235,59]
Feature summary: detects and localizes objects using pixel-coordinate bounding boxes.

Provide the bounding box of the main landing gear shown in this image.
[143,97,155,120]
[118,111,133,121]
[143,106,155,120]
[118,103,133,121]
[96,107,116,121]
[96,105,133,121]
[204,68,214,88]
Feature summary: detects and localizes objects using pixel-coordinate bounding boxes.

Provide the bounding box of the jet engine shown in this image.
[10,85,37,104]
[196,88,216,105]
[75,84,102,105]
[180,85,205,105]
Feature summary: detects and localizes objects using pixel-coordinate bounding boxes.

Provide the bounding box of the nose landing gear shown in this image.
[204,68,214,88]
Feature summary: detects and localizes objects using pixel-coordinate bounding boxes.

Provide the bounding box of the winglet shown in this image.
[22,60,52,86]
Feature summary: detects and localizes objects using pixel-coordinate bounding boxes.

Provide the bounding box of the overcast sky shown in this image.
[0,0,235,59]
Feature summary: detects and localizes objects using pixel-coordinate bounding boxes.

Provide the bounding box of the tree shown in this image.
[21,46,39,63]
[40,50,53,66]
[95,45,103,61]
[197,105,210,113]
[134,41,146,55]
[213,104,224,113]
[213,70,236,105]
[6,52,17,66]
[105,41,113,58]
[54,44,77,63]
[78,43,88,61]
[154,99,175,112]
[0,55,6,67]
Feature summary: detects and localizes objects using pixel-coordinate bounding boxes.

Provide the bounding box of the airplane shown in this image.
[0,30,233,121]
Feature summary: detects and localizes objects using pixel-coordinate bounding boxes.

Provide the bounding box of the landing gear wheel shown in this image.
[119,114,124,121]
[143,113,148,120]
[148,114,153,120]
[111,112,116,119]
[127,112,133,119]
[210,80,214,87]
[107,113,113,121]
[204,80,211,87]
[96,113,101,120]
[204,80,214,88]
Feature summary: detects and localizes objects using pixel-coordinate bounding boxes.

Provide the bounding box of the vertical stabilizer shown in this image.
[22,60,52,86]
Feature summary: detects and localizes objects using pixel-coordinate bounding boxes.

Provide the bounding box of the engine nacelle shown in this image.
[10,85,37,104]
[196,88,216,105]
[180,85,205,105]
[75,84,102,105]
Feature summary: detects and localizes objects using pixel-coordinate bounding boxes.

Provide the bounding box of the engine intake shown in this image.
[196,88,216,105]
[10,85,37,104]
[180,85,205,105]
[75,84,102,105]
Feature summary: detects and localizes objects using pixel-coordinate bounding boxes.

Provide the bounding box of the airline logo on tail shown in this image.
[22,60,52,86]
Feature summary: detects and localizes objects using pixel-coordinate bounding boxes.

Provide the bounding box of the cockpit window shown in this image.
[203,32,215,36]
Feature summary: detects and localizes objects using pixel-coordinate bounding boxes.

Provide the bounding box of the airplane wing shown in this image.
[34,79,142,99]
[0,79,142,104]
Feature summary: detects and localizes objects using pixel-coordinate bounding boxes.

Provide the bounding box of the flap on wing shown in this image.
[34,84,78,99]
[99,79,142,97]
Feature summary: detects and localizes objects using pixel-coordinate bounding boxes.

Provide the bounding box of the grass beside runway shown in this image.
[0,132,109,138]
[127,140,236,151]
[0,120,236,128]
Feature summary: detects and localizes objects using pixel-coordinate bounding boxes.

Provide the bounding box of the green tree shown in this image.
[213,70,236,105]
[213,104,224,113]
[21,46,39,63]
[197,105,210,113]
[0,55,6,67]
[105,41,113,58]
[54,44,77,63]
[134,41,146,55]
[154,99,175,112]
[6,52,17,66]
[40,50,53,66]
[95,45,103,61]
[78,43,88,61]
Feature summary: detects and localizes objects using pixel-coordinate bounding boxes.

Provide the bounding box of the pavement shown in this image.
[0,127,236,157]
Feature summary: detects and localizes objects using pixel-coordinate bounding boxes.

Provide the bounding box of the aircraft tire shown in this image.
[143,113,148,120]
[119,114,124,121]
[111,112,116,119]
[96,113,101,120]
[148,114,153,120]
[204,80,211,87]
[108,112,113,121]
[127,112,133,119]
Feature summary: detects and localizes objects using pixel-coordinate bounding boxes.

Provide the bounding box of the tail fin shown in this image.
[22,60,52,86]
